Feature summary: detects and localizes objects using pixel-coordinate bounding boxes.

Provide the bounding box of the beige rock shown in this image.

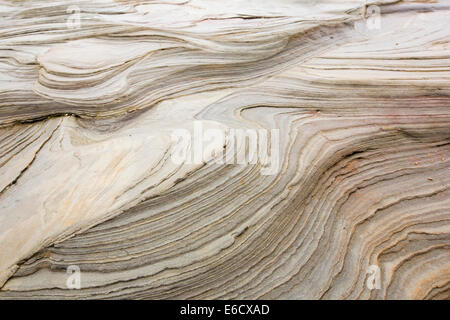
[0,0,449,299]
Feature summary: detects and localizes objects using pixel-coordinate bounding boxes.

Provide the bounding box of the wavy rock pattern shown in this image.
[0,0,449,299]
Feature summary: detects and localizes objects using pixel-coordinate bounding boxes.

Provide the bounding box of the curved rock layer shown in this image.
[0,0,449,299]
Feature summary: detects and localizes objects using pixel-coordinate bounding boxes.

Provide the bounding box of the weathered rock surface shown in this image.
[0,0,449,299]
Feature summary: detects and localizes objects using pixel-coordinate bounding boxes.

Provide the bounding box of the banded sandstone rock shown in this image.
[0,0,449,299]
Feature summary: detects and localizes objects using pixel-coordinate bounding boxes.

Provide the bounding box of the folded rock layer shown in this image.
[0,0,449,299]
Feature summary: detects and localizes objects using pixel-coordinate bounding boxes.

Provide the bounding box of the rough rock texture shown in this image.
[0,0,449,299]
